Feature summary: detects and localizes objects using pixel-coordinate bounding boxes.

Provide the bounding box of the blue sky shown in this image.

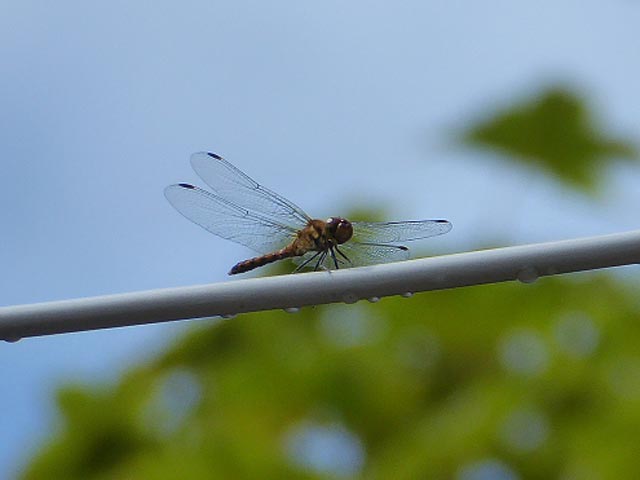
[1,1,639,476]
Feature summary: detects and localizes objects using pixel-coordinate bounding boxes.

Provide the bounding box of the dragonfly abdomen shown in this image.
[229,246,296,275]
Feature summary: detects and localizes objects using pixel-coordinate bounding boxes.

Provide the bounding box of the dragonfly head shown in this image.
[326,217,353,244]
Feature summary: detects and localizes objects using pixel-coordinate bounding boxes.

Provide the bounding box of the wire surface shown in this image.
[2,230,640,341]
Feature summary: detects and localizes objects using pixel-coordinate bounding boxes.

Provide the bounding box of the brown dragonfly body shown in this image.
[165,152,452,275]
[229,217,354,274]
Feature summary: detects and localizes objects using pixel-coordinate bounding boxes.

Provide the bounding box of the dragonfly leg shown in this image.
[334,246,352,265]
[329,247,340,269]
[293,250,322,273]
[314,250,327,271]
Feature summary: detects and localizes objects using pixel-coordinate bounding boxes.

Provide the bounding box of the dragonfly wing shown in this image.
[292,242,410,271]
[351,220,452,243]
[337,241,410,267]
[292,220,452,271]
[190,152,311,227]
[164,183,300,254]
[321,219,452,269]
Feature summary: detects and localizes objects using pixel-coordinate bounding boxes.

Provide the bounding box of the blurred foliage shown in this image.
[461,86,637,192]
[22,275,640,479]
[22,86,640,479]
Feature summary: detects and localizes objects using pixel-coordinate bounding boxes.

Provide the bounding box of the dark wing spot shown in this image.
[207,152,223,160]
[399,245,409,251]
[178,183,196,189]
[436,219,449,223]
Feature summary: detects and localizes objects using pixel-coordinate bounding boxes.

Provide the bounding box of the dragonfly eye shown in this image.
[327,217,353,244]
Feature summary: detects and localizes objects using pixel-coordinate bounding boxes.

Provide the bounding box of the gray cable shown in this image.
[2,230,639,341]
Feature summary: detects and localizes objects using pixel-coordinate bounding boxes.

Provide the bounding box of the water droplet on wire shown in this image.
[343,293,359,304]
[517,267,539,284]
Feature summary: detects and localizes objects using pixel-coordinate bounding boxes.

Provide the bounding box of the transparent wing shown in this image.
[338,241,411,266]
[190,152,311,226]
[292,242,410,270]
[164,183,301,254]
[292,219,452,271]
[351,220,452,243]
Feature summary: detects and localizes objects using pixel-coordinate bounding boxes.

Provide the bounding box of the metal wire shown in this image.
[2,230,640,341]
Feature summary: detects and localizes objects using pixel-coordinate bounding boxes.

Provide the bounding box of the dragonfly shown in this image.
[164,152,452,275]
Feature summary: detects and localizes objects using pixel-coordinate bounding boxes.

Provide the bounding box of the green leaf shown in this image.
[460,86,637,192]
